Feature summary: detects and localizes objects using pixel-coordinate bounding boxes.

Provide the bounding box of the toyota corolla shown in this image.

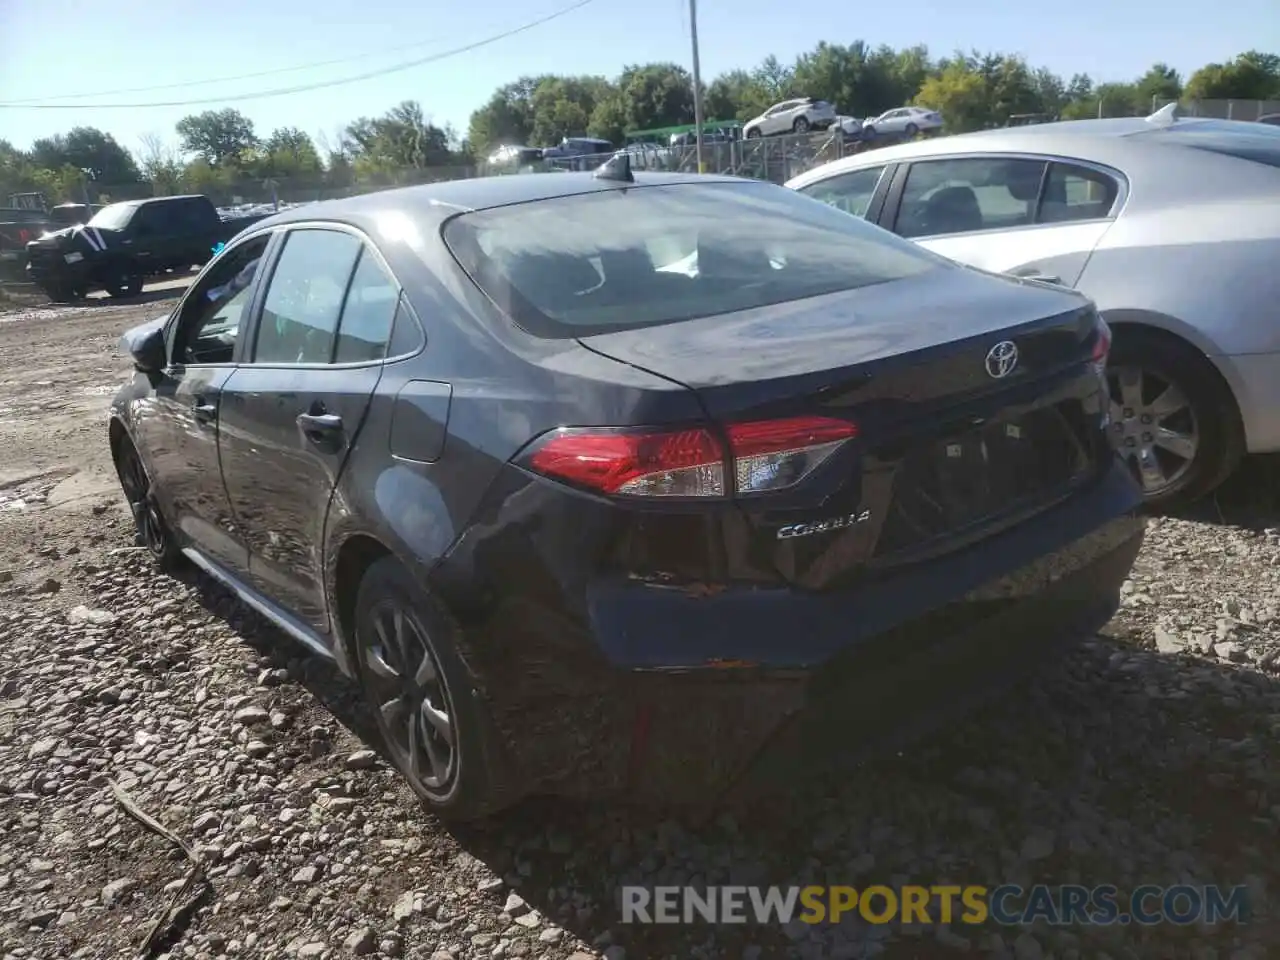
[109,160,1144,820]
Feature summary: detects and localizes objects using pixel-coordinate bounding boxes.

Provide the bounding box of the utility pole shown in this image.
[689,0,706,173]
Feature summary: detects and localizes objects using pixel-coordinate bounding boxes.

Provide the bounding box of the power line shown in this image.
[2,33,472,105]
[0,0,596,111]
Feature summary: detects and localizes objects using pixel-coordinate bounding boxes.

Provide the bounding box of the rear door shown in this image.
[217,225,400,634]
[880,155,1122,288]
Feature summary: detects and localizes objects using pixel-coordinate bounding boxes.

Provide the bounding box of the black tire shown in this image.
[114,436,185,572]
[352,557,507,821]
[793,117,811,134]
[106,269,144,299]
[745,128,762,139]
[905,122,919,136]
[1106,328,1244,511]
[862,125,877,138]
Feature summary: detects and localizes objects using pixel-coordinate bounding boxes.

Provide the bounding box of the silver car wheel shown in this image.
[1107,364,1200,495]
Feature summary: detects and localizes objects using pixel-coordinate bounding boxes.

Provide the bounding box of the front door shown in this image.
[884,156,1120,289]
[132,232,274,574]
[217,226,401,634]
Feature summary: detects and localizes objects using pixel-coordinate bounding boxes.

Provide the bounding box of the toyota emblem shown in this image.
[985,340,1019,379]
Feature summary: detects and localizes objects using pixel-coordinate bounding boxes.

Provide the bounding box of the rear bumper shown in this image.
[436,459,1143,802]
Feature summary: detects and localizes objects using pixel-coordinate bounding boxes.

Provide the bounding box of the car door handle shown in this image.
[192,401,217,424]
[297,412,345,447]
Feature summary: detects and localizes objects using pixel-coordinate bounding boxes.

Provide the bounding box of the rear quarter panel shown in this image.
[1080,197,1280,356]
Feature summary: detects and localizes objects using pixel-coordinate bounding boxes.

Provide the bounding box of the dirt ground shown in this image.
[3,283,1280,960]
[0,284,191,599]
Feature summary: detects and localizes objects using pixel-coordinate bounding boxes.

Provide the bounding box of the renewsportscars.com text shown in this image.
[620,884,1250,927]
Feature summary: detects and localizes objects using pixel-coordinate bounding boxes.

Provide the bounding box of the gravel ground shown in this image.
[2,296,1280,960]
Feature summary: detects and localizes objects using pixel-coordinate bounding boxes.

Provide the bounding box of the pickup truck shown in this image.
[0,207,54,281]
[24,194,270,301]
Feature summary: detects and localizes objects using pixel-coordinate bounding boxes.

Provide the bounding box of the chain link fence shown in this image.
[1153,98,1280,120]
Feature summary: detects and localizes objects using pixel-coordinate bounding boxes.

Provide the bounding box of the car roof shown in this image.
[786,115,1271,183]
[251,171,749,232]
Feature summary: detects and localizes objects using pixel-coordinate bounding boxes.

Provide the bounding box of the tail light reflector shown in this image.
[1091,315,1112,365]
[522,416,858,498]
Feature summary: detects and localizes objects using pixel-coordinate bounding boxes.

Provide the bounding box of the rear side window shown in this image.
[1135,121,1280,169]
[1038,163,1120,223]
[442,180,944,339]
[256,229,361,363]
[335,248,399,363]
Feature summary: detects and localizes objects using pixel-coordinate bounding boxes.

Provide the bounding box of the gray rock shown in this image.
[503,892,529,916]
[343,927,376,956]
[101,877,137,907]
[232,705,269,725]
[1013,932,1043,960]
[345,750,378,771]
[537,926,564,943]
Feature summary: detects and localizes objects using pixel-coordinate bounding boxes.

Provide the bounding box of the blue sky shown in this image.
[2,0,1276,154]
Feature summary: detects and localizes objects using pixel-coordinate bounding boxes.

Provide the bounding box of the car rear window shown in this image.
[1135,121,1280,169]
[441,180,945,338]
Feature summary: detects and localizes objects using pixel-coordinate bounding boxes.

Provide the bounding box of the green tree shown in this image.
[914,60,990,132]
[175,109,258,166]
[1134,63,1183,111]
[29,127,140,184]
[1185,51,1280,100]
[257,127,323,177]
[467,76,544,156]
[705,70,772,122]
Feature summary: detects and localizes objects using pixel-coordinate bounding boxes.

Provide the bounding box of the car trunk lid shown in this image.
[578,268,1111,589]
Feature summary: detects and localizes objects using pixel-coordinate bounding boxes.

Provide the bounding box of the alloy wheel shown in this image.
[120,447,166,557]
[363,601,457,794]
[1107,364,1200,496]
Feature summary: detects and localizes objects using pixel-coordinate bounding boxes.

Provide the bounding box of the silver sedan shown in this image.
[786,108,1280,508]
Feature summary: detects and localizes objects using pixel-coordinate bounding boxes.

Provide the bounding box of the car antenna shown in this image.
[1145,102,1180,126]
[594,151,634,184]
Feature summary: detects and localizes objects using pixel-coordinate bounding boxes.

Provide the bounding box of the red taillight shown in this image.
[17,229,30,243]
[526,427,725,497]
[1091,315,1112,365]
[522,416,858,498]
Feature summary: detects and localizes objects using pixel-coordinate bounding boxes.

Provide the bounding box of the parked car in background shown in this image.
[862,106,944,138]
[836,116,865,139]
[541,137,614,160]
[786,110,1280,508]
[487,144,544,166]
[48,202,101,227]
[743,97,838,138]
[25,194,269,301]
[0,207,53,278]
[109,167,1141,819]
[1256,113,1280,126]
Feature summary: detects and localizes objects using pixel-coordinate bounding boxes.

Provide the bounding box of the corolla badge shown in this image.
[984,340,1019,379]
[777,509,871,540]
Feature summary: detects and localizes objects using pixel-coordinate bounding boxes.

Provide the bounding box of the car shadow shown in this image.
[1170,454,1280,530]
[168,563,1279,959]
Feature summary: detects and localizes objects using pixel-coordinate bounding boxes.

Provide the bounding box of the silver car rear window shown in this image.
[1136,121,1280,169]
[442,180,945,339]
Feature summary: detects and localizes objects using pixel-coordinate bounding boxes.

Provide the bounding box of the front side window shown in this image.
[172,234,271,365]
[895,157,1047,239]
[797,166,886,219]
[255,229,362,364]
[443,180,945,339]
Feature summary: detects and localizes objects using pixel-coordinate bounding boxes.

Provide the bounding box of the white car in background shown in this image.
[743,98,838,138]
[785,108,1280,508]
[863,106,944,138]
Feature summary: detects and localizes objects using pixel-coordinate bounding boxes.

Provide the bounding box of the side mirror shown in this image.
[122,323,168,373]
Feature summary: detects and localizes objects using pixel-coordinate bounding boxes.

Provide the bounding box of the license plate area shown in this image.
[873,402,1093,559]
